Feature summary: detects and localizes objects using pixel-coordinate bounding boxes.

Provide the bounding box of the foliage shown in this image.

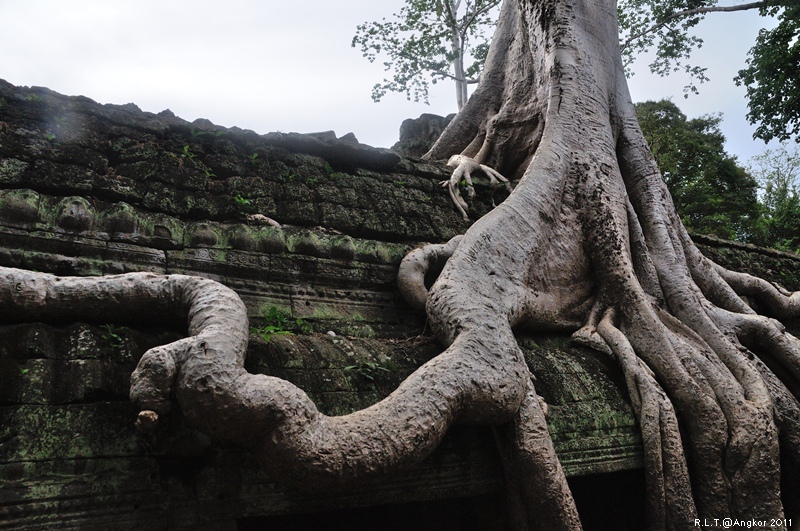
[101,324,124,348]
[343,357,399,396]
[619,0,799,142]
[618,0,710,94]
[352,0,501,109]
[354,0,797,133]
[641,103,800,252]
[748,143,800,252]
[635,99,762,242]
[232,193,255,215]
[343,359,395,382]
[249,306,309,343]
[735,2,800,143]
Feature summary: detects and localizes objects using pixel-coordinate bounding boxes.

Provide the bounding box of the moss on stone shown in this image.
[0,188,39,228]
[0,158,28,185]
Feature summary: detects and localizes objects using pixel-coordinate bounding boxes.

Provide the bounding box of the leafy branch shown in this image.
[621,1,768,51]
[617,0,777,97]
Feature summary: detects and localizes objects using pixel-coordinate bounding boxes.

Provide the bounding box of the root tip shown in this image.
[135,410,160,434]
[571,326,613,356]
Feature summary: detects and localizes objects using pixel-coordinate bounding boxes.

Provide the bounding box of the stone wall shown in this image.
[1,80,799,529]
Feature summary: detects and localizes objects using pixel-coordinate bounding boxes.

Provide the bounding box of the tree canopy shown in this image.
[634,99,762,242]
[356,0,799,142]
[736,2,800,142]
[618,0,799,142]
[352,0,501,110]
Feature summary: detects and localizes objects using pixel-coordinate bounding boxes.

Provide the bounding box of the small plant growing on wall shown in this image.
[177,144,216,177]
[249,306,309,343]
[343,359,393,382]
[232,193,254,213]
[101,323,124,349]
[343,357,399,396]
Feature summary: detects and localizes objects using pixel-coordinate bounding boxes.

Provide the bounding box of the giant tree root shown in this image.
[418,0,800,527]
[0,267,560,516]
[0,262,580,529]
[4,0,800,529]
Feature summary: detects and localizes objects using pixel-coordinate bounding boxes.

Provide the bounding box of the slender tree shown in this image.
[352,0,501,110]
[4,1,800,529]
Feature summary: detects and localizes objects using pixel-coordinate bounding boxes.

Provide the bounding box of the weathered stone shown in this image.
[392,112,455,158]
[187,222,219,248]
[0,188,40,228]
[227,226,258,252]
[104,202,140,235]
[0,158,29,185]
[56,196,95,233]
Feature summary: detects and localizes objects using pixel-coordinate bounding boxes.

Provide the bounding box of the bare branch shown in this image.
[460,0,502,38]
[432,69,480,83]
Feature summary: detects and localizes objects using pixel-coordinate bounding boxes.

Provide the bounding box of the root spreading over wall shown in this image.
[2,1,800,530]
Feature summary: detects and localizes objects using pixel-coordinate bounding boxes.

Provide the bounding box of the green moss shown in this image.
[102,202,139,234]
[0,158,29,185]
[0,188,40,227]
[0,404,137,462]
[306,305,348,321]
[287,231,327,257]
[354,240,410,265]
[256,227,287,254]
[337,319,377,339]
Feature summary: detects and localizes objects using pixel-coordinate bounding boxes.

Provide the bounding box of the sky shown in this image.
[0,0,784,162]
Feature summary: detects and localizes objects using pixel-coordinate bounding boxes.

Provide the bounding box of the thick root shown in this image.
[0,266,540,492]
[597,309,697,531]
[714,263,800,319]
[494,378,583,531]
[397,235,463,312]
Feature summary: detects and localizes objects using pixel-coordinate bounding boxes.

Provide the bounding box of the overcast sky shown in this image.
[0,0,782,162]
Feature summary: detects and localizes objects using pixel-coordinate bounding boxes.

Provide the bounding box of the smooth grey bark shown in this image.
[418,0,800,528]
[444,0,493,110]
[448,0,470,110]
[3,0,800,530]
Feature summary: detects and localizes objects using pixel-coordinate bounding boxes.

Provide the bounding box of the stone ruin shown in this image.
[2,79,799,529]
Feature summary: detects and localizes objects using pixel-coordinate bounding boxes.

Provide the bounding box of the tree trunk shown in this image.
[3,0,800,529]
[448,0,469,111]
[451,31,468,111]
[423,0,800,527]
